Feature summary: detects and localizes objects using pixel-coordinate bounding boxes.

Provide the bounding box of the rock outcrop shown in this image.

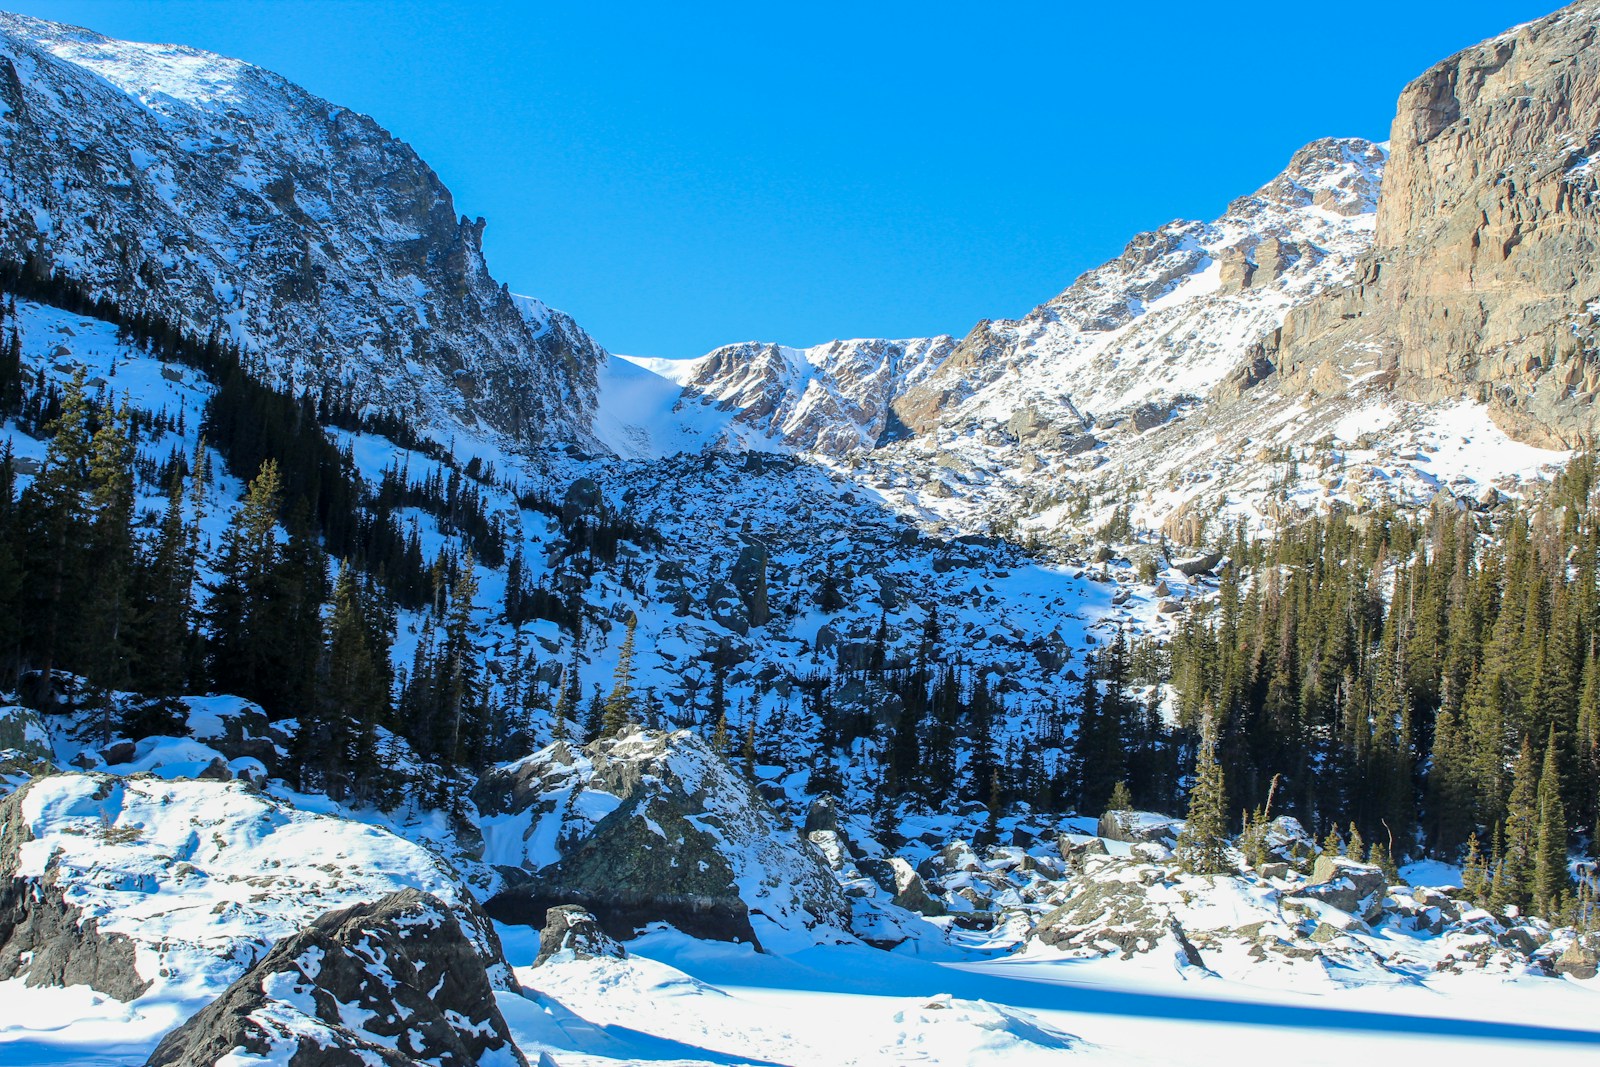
[476,729,850,950]
[533,904,627,967]
[1278,2,1600,447]
[0,773,481,1000]
[146,889,527,1067]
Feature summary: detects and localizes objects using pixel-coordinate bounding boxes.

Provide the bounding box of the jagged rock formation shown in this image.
[0,12,602,444]
[1276,2,1600,447]
[474,729,850,949]
[146,889,527,1067]
[677,336,957,453]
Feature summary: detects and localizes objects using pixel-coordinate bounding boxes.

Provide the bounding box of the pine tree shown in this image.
[1462,832,1488,905]
[1107,780,1134,813]
[19,368,94,702]
[440,553,484,768]
[1176,713,1233,875]
[1346,823,1366,864]
[1534,726,1570,916]
[711,709,729,756]
[304,563,390,801]
[205,460,286,710]
[600,616,638,737]
[1498,736,1540,911]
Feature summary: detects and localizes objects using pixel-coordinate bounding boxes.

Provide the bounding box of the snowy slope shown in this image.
[0,13,604,446]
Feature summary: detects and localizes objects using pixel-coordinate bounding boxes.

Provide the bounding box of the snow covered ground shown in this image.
[7,922,1592,1067]
[514,924,1600,1067]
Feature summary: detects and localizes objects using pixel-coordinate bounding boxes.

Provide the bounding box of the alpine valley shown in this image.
[0,5,1597,1066]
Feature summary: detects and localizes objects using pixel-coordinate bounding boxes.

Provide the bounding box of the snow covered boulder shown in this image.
[1552,936,1599,980]
[0,773,484,1002]
[533,905,626,967]
[1097,809,1182,847]
[475,729,850,951]
[1032,863,1200,963]
[1285,855,1389,921]
[146,888,528,1067]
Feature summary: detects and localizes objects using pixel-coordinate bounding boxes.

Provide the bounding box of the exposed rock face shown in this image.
[475,729,850,950]
[534,904,627,967]
[1097,810,1182,846]
[0,13,602,445]
[146,889,527,1067]
[1278,2,1600,447]
[1553,935,1599,979]
[859,857,945,916]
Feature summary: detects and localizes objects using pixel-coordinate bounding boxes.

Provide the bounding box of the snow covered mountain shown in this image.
[0,12,604,445]
[660,137,1380,458]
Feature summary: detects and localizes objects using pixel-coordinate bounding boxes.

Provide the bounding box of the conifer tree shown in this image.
[1534,726,1570,916]
[1497,738,1540,910]
[20,368,94,700]
[601,616,638,737]
[1462,832,1488,905]
[1177,713,1232,875]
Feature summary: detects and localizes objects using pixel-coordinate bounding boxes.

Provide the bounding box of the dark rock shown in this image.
[730,538,770,627]
[1173,551,1224,577]
[858,858,945,916]
[534,905,626,967]
[146,889,526,1067]
[562,477,602,524]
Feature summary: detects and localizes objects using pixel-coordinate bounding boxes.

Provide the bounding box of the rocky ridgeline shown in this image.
[0,13,601,445]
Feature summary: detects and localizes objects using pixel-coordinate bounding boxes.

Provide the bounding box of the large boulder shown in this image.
[1284,855,1389,920]
[534,904,626,967]
[0,773,482,1002]
[1097,809,1182,846]
[730,537,770,627]
[1553,936,1599,980]
[146,889,527,1067]
[1033,868,1199,964]
[0,703,54,785]
[475,729,850,951]
[859,857,945,916]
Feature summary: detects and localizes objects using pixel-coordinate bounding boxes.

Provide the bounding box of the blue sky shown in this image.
[8,2,1559,357]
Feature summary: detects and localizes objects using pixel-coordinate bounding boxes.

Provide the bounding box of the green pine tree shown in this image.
[1176,714,1233,875]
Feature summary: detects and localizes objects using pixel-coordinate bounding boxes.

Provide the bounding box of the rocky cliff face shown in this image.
[0,12,602,445]
[1277,2,1600,447]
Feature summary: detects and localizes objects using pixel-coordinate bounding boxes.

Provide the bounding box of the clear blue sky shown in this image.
[6,1,1560,357]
